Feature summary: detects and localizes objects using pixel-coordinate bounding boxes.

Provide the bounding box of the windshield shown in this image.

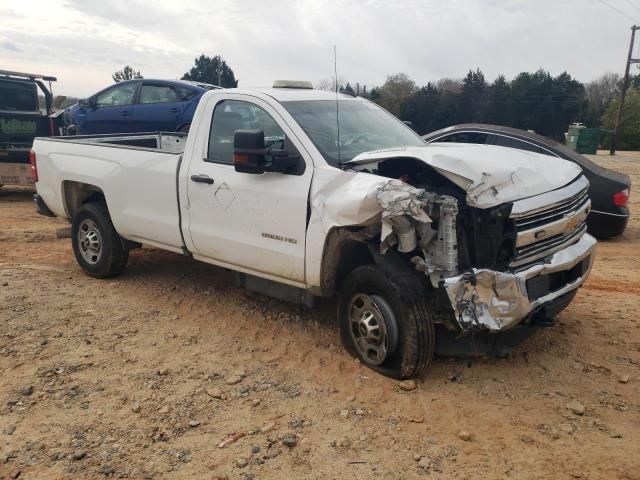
[282,99,424,166]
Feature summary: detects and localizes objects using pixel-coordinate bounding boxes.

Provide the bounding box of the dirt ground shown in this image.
[1,152,639,480]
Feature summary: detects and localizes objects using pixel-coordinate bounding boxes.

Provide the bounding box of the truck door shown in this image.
[185,96,312,285]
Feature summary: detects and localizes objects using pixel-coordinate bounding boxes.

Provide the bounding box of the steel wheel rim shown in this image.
[77,219,103,265]
[348,293,396,366]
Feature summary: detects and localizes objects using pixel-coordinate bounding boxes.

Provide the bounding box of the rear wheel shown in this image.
[338,265,435,379]
[72,203,128,278]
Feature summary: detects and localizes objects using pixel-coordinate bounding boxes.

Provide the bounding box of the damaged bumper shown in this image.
[444,233,597,332]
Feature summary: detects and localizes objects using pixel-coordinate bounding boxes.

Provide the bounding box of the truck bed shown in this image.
[41,132,187,154]
[33,133,186,253]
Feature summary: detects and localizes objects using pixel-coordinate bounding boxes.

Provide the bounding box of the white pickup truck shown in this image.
[32,82,596,379]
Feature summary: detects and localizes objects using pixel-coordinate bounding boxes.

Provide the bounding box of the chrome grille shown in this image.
[511,176,591,268]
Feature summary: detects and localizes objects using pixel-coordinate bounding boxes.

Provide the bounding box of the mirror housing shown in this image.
[78,98,91,108]
[268,149,299,172]
[233,129,267,174]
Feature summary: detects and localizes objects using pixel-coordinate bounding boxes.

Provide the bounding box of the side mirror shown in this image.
[233,130,300,174]
[78,98,91,108]
[233,129,267,174]
[268,149,299,172]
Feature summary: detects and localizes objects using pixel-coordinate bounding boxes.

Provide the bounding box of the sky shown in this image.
[1,0,639,97]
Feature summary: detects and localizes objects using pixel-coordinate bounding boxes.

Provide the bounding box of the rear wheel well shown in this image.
[62,181,140,250]
[62,181,105,219]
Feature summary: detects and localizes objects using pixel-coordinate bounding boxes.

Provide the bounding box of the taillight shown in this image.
[29,150,38,183]
[613,189,629,207]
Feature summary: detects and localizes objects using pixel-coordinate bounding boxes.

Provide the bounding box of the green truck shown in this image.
[0,70,57,187]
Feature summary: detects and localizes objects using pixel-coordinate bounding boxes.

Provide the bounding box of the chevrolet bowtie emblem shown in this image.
[565,214,578,232]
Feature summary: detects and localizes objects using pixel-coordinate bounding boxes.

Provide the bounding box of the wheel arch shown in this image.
[319,226,377,296]
[319,224,431,299]
[176,122,191,133]
[62,181,107,220]
[63,182,141,250]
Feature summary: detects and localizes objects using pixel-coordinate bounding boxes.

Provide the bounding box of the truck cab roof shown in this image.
[211,87,359,103]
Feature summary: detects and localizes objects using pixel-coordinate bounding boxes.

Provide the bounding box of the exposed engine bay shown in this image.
[355,156,516,280]
[347,153,595,334]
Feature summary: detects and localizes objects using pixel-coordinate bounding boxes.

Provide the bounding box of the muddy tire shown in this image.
[72,203,128,278]
[338,264,435,379]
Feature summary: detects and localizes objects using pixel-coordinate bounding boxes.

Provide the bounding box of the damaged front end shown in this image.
[443,233,595,331]
[372,171,596,337]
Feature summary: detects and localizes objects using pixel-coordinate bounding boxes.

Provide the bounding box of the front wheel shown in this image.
[338,265,435,379]
[72,203,129,278]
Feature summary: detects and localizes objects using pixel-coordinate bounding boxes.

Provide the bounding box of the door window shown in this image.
[176,86,198,101]
[492,135,547,154]
[95,83,137,107]
[207,100,285,164]
[437,132,490,144]
[139,84,179,104]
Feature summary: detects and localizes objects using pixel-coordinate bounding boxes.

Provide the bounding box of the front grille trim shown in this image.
[510,175,589,218]
[510,175,590,268]
[511,224,587,268]
[515,191,589,230]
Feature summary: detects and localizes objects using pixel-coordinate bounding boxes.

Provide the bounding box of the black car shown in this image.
[422,124,631,238]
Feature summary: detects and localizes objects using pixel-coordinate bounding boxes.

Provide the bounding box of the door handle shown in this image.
[170,107,180,113]
[190,174,214,185]
[120,111,130,116]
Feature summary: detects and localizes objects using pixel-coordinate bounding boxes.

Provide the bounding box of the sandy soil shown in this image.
[1,153,639,480]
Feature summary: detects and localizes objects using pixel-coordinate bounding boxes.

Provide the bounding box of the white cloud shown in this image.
[0,0,637,96]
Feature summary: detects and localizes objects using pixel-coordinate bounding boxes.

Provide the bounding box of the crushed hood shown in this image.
[347,143,583,208]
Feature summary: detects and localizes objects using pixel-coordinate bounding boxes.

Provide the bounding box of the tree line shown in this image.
[351,68,640,150]
[112,59,639,150]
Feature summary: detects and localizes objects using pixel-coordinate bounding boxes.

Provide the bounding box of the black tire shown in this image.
[71,203,129,278]
[338,264,435,379]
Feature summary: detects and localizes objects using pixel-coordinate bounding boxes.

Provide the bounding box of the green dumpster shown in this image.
[566,125,600,155]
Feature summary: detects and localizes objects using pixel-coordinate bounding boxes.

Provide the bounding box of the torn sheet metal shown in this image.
[376,179,432,253]
[376,180,459,283]
[348,144,582,209]
[305,167,389,288]
[444,270,525,331]
[311,168,387,228]
[444,233,597,332]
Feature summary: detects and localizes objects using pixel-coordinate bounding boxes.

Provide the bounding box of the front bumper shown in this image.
[443,233,596,332]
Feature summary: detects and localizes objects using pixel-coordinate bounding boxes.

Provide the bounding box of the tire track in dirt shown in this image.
[583,276,640,294]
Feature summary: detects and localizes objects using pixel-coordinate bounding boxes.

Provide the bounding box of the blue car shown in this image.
[64,79,220,135]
